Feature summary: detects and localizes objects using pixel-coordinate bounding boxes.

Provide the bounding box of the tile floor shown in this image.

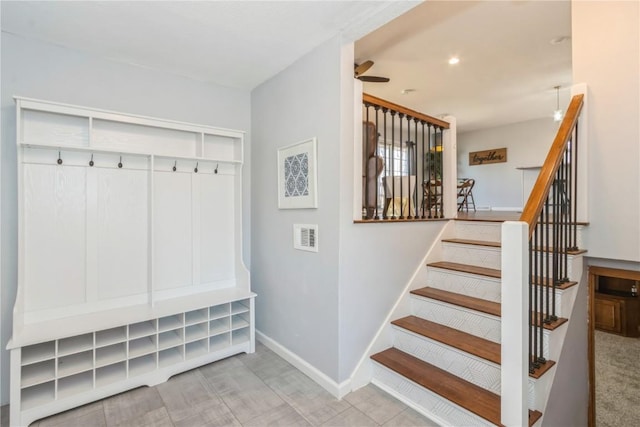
[1,341,438,427]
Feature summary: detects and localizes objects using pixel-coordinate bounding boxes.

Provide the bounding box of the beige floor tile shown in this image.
[172,401,241,427]
[103,386,166,427]
[114,406,174,427]
[34,401,106,427]
[321,407,378,427]
[200,359,285,423]
[157,369,223,423]
[265,370,351,426]
[239,342,297,381]
[381,408,440,427]
[344,385,406,425]
[243,403,312,426]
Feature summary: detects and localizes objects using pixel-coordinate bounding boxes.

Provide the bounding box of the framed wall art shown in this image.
[277,137,318,209]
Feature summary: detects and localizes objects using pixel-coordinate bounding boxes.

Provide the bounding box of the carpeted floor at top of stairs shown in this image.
[595,330,640,427]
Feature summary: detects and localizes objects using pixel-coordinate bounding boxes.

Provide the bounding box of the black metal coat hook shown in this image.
[194,162,198,173]
[57,151,63,165]
[118,156,123,169]
[214,164,219,174]
[173,161,177,172]
[89,154,94,167]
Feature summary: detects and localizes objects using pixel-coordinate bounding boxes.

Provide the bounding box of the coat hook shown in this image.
[57,151,63,165]
[194,162,198,173]
[172,161,177,172]
[89,154,94,167]
[214,164,219,174]
[118,156,123,169]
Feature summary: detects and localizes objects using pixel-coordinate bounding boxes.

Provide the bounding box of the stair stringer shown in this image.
[349,219,457,391]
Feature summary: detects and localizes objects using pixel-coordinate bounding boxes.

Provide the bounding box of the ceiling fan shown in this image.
[354,60,390,83]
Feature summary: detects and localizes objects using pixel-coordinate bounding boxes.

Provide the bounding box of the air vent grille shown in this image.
[293,224,318,252]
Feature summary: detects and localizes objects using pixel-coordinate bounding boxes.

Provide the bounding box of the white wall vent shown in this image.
[293,224,318,252]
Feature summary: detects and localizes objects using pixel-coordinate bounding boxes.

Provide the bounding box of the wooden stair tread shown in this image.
[371,348,542,426]
[442,238,501,248]
[393,316,558,379]
[428,261,501,279]
[412,287,568,330]
[442,238,586,257]
[533,276,578,290]
[392,316,501,364]
[411,287,501,316]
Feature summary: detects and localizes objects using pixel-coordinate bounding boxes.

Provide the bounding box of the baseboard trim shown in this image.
[255,330,351,399]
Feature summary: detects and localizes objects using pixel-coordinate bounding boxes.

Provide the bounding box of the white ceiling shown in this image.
[2,1,571,132]
[356,0,573,132]
[1,0,416,89]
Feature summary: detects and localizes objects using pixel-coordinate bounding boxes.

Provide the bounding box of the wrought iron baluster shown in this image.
[374,105,380,219]
[383,108,389,219]
[421,121,426,218]
[391,111,396,218]
[413,118,424,219]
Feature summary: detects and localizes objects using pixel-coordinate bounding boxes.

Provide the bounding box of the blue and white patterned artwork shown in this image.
[284,153,309,198]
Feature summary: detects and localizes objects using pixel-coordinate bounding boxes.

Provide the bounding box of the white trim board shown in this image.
[255,330,351,399]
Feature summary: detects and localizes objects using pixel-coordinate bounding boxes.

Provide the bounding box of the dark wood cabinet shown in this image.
[590,267,640,337]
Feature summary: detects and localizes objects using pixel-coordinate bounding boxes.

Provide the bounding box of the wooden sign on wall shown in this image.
[469,148,507,165]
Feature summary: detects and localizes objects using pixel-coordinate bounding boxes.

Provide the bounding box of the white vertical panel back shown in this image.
[97,168,149,299]
[22,110,89,147]
[154,172,193,290]
[199,174,235,283]
[23,165,87,311]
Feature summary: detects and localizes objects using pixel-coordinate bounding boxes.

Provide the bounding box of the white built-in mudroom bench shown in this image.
[8,97,255,427]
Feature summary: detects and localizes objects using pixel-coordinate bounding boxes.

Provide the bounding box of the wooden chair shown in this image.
[457,178,476,211]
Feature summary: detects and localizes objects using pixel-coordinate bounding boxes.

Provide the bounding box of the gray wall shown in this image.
[251,36,342,380]
[336,44,447,380]
[0,32,251,404]
[457,118,563,210]
[251,38,449,383]
[542,265,589,426]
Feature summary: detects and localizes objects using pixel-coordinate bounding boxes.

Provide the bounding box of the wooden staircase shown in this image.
[369,217,582,426]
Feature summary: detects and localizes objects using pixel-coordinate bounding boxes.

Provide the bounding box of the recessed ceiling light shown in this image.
[401,89,416,95]
[448,57,460,65]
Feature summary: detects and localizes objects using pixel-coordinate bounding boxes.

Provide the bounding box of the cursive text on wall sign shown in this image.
[469,148,507,166]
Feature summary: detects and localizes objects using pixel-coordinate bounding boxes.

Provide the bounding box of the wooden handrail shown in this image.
[363,93,450,129]
[520,94,584,237]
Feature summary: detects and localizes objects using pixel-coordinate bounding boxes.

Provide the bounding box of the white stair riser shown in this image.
[411,296,554,359]
[393,327,540,403]
[453,221,585,250]
[427,268,501,303]
[442,242,501,270]
[393,327,501,394]
[530,253,580,282]
[372,362,495,427]
[454,221,501,242]
[528,365,556,411]
[531,225,585,252]
[532,284,577,318]
[411,296,501,344]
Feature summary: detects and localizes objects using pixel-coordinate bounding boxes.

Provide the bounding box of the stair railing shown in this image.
[501,93,584,426]
[361,93,453,220]
[521,93,584,371]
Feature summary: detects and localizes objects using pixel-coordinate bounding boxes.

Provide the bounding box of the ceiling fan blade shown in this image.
[358,75,390,83]
[354,60,374,76]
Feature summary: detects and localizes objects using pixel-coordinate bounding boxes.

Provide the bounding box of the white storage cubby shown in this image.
[9,98,254,427]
